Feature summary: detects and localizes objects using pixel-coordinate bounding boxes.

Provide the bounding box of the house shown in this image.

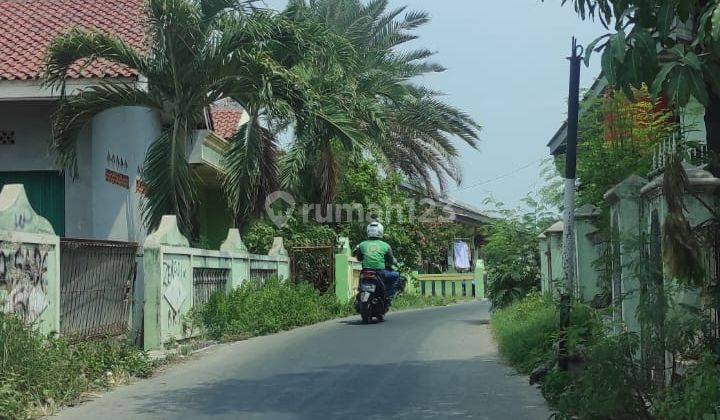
[0,0,243,247]
[400,182,494,273]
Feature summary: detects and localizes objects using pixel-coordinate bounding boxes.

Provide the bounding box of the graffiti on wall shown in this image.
[162,259,188,329]
[0,243,50,324]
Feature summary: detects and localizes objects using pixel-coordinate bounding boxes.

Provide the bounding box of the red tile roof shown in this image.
[210,107,245,140]
[0,0,147,81]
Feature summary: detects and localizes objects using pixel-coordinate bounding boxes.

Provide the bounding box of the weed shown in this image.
[0,314,151,419]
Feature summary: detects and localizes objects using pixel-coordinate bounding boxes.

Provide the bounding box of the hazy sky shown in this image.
[262,0,606,209]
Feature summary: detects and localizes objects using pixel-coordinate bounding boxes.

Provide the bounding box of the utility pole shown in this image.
[559,37,583,371]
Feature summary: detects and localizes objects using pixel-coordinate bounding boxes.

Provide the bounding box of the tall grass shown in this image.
[191,277,458,340]
[491,292,558,373]
[191,277,353,339]
[0,314,152,419]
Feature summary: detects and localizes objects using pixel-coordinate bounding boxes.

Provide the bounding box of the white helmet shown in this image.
[367,221,384,239]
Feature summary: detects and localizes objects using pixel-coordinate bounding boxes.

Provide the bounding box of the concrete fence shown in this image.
[540,163,720,334]
[142,215,290,350]
[0,184,61,335]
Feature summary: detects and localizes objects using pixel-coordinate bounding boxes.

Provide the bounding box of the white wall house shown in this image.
[0,0,243,245]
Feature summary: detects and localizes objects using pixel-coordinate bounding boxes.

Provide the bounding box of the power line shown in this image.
[452,158,545,192]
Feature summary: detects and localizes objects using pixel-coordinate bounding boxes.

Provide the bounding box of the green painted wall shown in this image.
[0,171,65,236]
[197,186,232,249]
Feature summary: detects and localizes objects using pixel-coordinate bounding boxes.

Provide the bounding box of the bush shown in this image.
[491,292,558,373]
[482,197,557,310]
[192,277,458,340]
[544,332,650,419]
[656,353,720,419]
[193,277,352,339]
[0,314,151,419]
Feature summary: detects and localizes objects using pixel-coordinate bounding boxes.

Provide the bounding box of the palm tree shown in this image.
[282,0,481,202]
[44,0,352,234]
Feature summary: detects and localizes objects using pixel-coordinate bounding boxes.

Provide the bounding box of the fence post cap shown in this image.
[268,237,288,257]
[0,184,55,235]
[220,228,247,253]
[575,204,601,219]
[337,237,351,256]
[144,215,189,248]
[604,175,647,203]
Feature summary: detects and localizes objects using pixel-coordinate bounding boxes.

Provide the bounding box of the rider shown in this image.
[354,221,401,303]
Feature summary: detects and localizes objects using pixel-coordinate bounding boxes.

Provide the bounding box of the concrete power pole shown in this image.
[562,37,582,297]
[559,37,582,372]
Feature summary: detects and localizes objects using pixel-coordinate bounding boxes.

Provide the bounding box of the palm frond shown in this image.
[142,128,197,234]
[222,114,279,225]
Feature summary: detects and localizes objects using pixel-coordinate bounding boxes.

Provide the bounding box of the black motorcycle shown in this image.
[355,269,389,324]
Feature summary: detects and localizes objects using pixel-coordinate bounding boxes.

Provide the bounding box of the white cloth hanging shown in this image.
[453,241,471,270]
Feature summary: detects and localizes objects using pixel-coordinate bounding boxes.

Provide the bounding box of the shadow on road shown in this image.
[129,358,547,419]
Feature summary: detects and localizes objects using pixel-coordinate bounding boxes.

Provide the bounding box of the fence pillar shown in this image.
[574,204,602,303]
[221,228,249,290]
[334,237,353,304]
[537,233,549,294]
[268,237,290,280]
[542,221,564,297]
[0,184,60,335]
[406,271,420,295]
[605,175,647,333]
[474,259,485,299]
[143,215,191,351]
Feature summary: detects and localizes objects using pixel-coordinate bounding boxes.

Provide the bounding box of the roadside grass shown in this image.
[191,277,457,340]
[0,314,152,419]
[390,293,456,311]
[491,293,720,419]
[491,292,558,374]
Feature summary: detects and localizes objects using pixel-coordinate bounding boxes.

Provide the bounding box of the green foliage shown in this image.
[191,277,451,340]
[544,333,650,419]
[559,0,720,110]
[492,294,653,419]
[483,196,557,309]
[491,293,558,373]
[0,314,151,419]
[575,88,673,207]
[283,0,481,201]
[191,277,351,339]
[336,158,465,272]
[244,219,337,255]
[656,353,720,419]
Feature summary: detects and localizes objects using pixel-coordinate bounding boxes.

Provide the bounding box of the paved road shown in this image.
[56,302,549,420]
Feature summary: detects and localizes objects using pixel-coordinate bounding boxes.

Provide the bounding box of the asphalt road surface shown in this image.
[56,301,549,420]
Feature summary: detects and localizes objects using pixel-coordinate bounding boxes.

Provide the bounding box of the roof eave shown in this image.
[546,76,608,156]
[0,76,139,101]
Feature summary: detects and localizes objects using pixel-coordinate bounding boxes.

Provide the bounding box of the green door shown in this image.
[0,171,65,236]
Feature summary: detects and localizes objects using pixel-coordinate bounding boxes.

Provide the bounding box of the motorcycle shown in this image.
[355,269,389,324]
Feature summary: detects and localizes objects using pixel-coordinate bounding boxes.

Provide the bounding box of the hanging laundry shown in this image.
[454,241,471,270]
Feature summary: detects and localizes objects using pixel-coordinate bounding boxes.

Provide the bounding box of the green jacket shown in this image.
[355,239,394,270]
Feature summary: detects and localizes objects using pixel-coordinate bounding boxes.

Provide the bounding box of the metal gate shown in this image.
[60,238,137,340]
[290,246,335,293]
[693,220,720,343]
[193,267,229,306]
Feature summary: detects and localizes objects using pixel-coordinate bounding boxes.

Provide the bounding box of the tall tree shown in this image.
[558,0,720,170]
[44,0,351,233]
[282,0,482,203]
